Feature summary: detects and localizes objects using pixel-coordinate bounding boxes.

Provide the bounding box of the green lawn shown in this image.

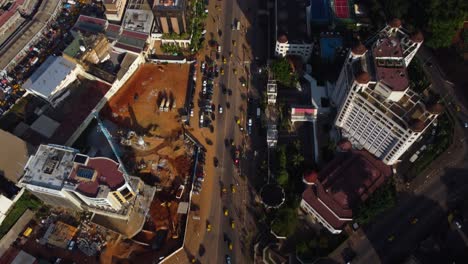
[0,191,42,239]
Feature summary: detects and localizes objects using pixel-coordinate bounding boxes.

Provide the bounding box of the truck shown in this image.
[159,98,166,112]
[164,99,170,112]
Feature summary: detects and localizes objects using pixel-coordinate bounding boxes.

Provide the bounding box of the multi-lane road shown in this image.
[197,0,264,263]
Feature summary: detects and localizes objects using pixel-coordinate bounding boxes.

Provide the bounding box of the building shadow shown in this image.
[339,166,468,263]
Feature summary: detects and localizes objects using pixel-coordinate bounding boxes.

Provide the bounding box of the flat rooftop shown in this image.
[276,0,310,43]
[22,144,77,190]
[372,37,408,91]
[122,9,154,34]
[22,56,77,99]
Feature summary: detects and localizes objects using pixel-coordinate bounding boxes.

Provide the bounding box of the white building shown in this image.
[267,80,277,105]
[22,56,79,107]
[274,0,313,61]
[19,144,138,219]
[331,20,441,165]
[103,0,128,22]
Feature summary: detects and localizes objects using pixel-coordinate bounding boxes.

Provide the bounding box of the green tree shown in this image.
[277,169,289,187]
[270,57,297,87]
[271,207,298,237]
[355,179,397,224]
[291,153,304,168]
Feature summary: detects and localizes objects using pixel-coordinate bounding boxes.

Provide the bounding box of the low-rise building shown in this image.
[300,145,392,234]
[22,56,79,107]
[63,32,111,65]
[274,0,313,61]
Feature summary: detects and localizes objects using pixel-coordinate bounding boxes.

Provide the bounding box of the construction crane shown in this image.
[92,110,131,182]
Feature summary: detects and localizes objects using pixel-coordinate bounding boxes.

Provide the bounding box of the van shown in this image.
[257,108,260,118]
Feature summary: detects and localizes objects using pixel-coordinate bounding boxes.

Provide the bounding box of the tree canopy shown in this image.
[378,0,468,49]
[270,57,298,87]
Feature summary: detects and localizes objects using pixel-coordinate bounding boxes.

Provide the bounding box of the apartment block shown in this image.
[331,19,440,165]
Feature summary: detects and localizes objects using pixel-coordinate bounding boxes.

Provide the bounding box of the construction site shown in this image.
[92,63,196,260]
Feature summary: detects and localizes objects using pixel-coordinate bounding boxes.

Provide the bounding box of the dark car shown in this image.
[213,157,219,167]
[225,255,231,264]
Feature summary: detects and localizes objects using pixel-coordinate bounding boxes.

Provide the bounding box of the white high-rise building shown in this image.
[331,19,441,165]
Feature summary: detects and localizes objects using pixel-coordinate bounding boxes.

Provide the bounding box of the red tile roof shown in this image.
[303,170,318,185]
[351,42,367,56]
[389,18,402,28]
[70,157,125,197]
[121,30,149,40]
[302,149,392,229]
[107,24,121,32]
[78,15,107,26]
[277,34,288,43]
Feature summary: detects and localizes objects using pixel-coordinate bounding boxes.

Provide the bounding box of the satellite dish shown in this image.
[79,46,86,52]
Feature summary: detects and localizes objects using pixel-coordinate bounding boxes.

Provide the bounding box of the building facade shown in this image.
[274,0,313,61]
[331,20,438,165]
[103,0,128,22]
[19,144,138,219]
[152,0,187,34]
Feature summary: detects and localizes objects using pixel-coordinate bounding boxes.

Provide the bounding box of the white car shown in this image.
[190,108,194,117]
[248,118,253,127]
[203,80,207,86]
[200,114,204,126]
[219,106,223,114]
[202,86,207,94]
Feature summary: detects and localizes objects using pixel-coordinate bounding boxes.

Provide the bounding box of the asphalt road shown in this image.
[200,0,261,263]
[329,48,468,264]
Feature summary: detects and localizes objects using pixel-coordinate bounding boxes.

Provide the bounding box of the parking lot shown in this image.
[0,2,99,116]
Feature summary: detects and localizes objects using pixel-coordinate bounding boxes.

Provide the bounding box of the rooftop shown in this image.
[359,86,432,131]
[22,144,77,190]
[153,0,183,8]
[122,9,154,34]
[69,156,125,198]
[22,144,126,199]
[276,0,310,43]
[73,15,108,33]
[21,56,77,99]
[372,37,408,91]
[302,149,392,229]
